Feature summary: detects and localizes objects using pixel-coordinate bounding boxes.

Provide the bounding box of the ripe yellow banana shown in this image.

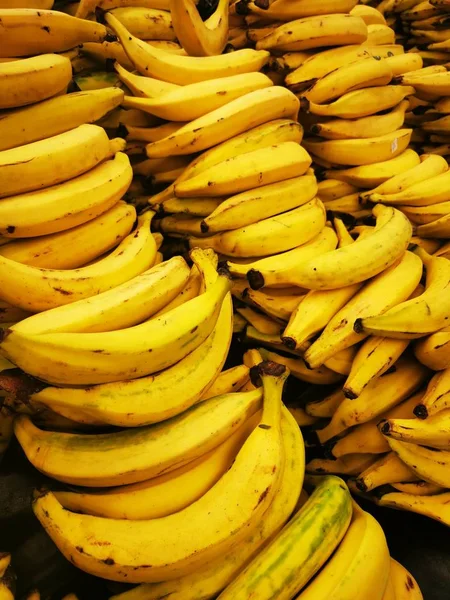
[114,61,178,98]
[368,167,450,205]
[303,56,393,105]
[257,349,342,385]
[414,368,450,418]
[296,501,390,600]
[306,388,345,419]
[105,12,269,84]
[398,69,450,94]
[354,451,419,492]
[0,151,132,238]
[416,212,450,237]
[318,179,360,200]
[201,364,251,398]
[201,174,317,233]
[351,4,388,24]
[304,251,422,368]
[0,53,71,109]
[109,6,174,39]
[145,87,299,158]
[123,72,273,121]
[380,409,450,449]
[159,196,222,217]
[317,357,429,442]
[170,0,229,56]
[390,481,444,496]
[304,85,415,119]
[414,327,450,370]
[0,202,136,269]
[359,248,450,338]
[312,100,409,140]
[255,14,368,52]
[176,142,311,198]
[189,197,326,258]
[237,307,281,335]
[107,405,303,600]
[236,0,358,20]
[217,475,352,600]
[0,8,108,57]
[247,205,412,290]
[303,129,412,166]
[401,201,450,226]
[363,23,396,45]
[243,288,306,322]
[0,124,112,199]
[379,490,450,527]
[306,454,376,476]
[33,363,285,583]
[387,436,450,487]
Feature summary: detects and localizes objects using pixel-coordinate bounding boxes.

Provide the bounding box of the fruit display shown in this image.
[2,0,450,598]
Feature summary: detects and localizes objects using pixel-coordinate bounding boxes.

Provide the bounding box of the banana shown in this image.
[247,205,412,290]
[386,436,450,487]
[109,6,174,40]
[306,454,376,476]
[0,9,108,57]
[122,72,273,121]
[306,388,345,418]
[255,14,368,52]
[80,40,135,70]
[152,263,202,317]
[422,114,450,134]
[317,357,429,442]
[344,336,410,398]
[302,56,393,105]
[126,122,185,143]
[359,248,450,338]
[304,85,415,119]
[105,12,270,84]
[33,363,285,583]
[107,405,303,600]
[399,69,450,94]
[304,251,423,368]
[296,501,390,600]
[159,196,222,217]
[217,475,352,600]
[114,62,178,98]
[189,198,326,258]
[201,364,251,399]
[201,174,317,233]
[245,326,303,356]
[303,129,412,167]
[237,307,281,335]
[244,288,306,322]
[0,124,113,199]
[0,151,131,238]
[354,451,419,492]
[235,0,358,20]
[379,490,450,527]
[145,87,299,158]
[0,202,136,269]
[380,409,450,448]
[176,142,311,197]
[391,481,445,496]
[55,412,260,520]
[257,349,342,385]
[0,53,71,109]
[414,368,450,418]
[363,23,396,45]
[287,407,318,427]
[311,100,409,140]
[351,4,388,24]
[414,327,450,371]
[286,45,404,92]
[170,0,229,56]
[318,179,360,201]
[368,166,450,205]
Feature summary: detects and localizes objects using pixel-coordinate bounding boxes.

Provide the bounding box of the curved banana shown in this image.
[354,451,419,492]
[217,475,352,600]
[80,40,135,70]
[105,12,269,84]
[306,388,345,419]
[170,0,229,56]
[32,363,285,583]
[401,201,450,226]
[296,501,390,600]
[202,174,317,233]
[0,8,108,57]
[359,248,450,338]
[243,288,306,323]
[379,490,450,527]
[390,481,444,496]
[303,129,412,167]
[247,205,412,290]
[416,212,450,237]
[255,14,368,52]
[304,251,422,368]
[176,142,311,197]
[318,179,359,201]
[189,198,326,258]
[303,56,392,105]
[0,202,136,269]
[307,454,376,476]
[114,61,178,98]
[236,0,358,20]
[257,349,342,385]
[397,69,450,95]
[0,150,131,238]
[380,409,450,449]
[152,263,202,317]
[312,100,409,140]
[55,412,260,519]
[414,327,450,371]
[415,368,450,419]
[304,85,415,119]
[387,437,450,487]
[145,87,299,158]
[0,53,71,109]
[317,357,429,442]
[201,364,250,399]
[0,124,112,200]
[107,405,303,600]
[122,72,273,121]
[109,6,174,40]
[368,167,450,205]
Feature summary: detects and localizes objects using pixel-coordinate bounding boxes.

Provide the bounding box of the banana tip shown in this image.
[413,404,428,419]
[343,387,358,400]
[200,221,209,234]
[353,318,364,334]
[281,336,296,351]
[247,269,265,290]
[378,420,391,435]
[0,328,11,344]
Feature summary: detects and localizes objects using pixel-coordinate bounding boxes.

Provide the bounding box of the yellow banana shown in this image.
[303,129,412,166]
[109,6,174,40]
[399,69,450,94]
[416,212,450,237]
[105,12,269,84]
[0,202,135,269]
[368,167,450,205]
[247,205,412,290]
[32,363,285,583]
[152,263,202,317]
[170,0,229,56]
[379,490,450,527]
[114,61,178,98]
[255,14,368,52]
[306,454,376,476]
[176,142,311,197]
[287,407,318,427]
[189,198,326,258]
[414,367,450,418]
[318,179,360,200]
[401,201,450,225]
[236,307,281,335]
[305,388,345,419]
[201,364,250,399]
[304,85,415,119]
[159,196,222,217]
[145,87,299,158]
[312,100,409,140]
[317,357,429,442]
[390,481,445,496]
[362,23,396,45]
[0,53,71,109]
[244,288,306,322]
[123,72,273,121]
[80,40,135,70]
[380,408,450,449]
[351,4,388,24]
[386,436,450,487]
[414,327,450,371]
[0,149,131,238]
[354,451,419,492]
[236,0,358,20]
[257,349,342,386]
